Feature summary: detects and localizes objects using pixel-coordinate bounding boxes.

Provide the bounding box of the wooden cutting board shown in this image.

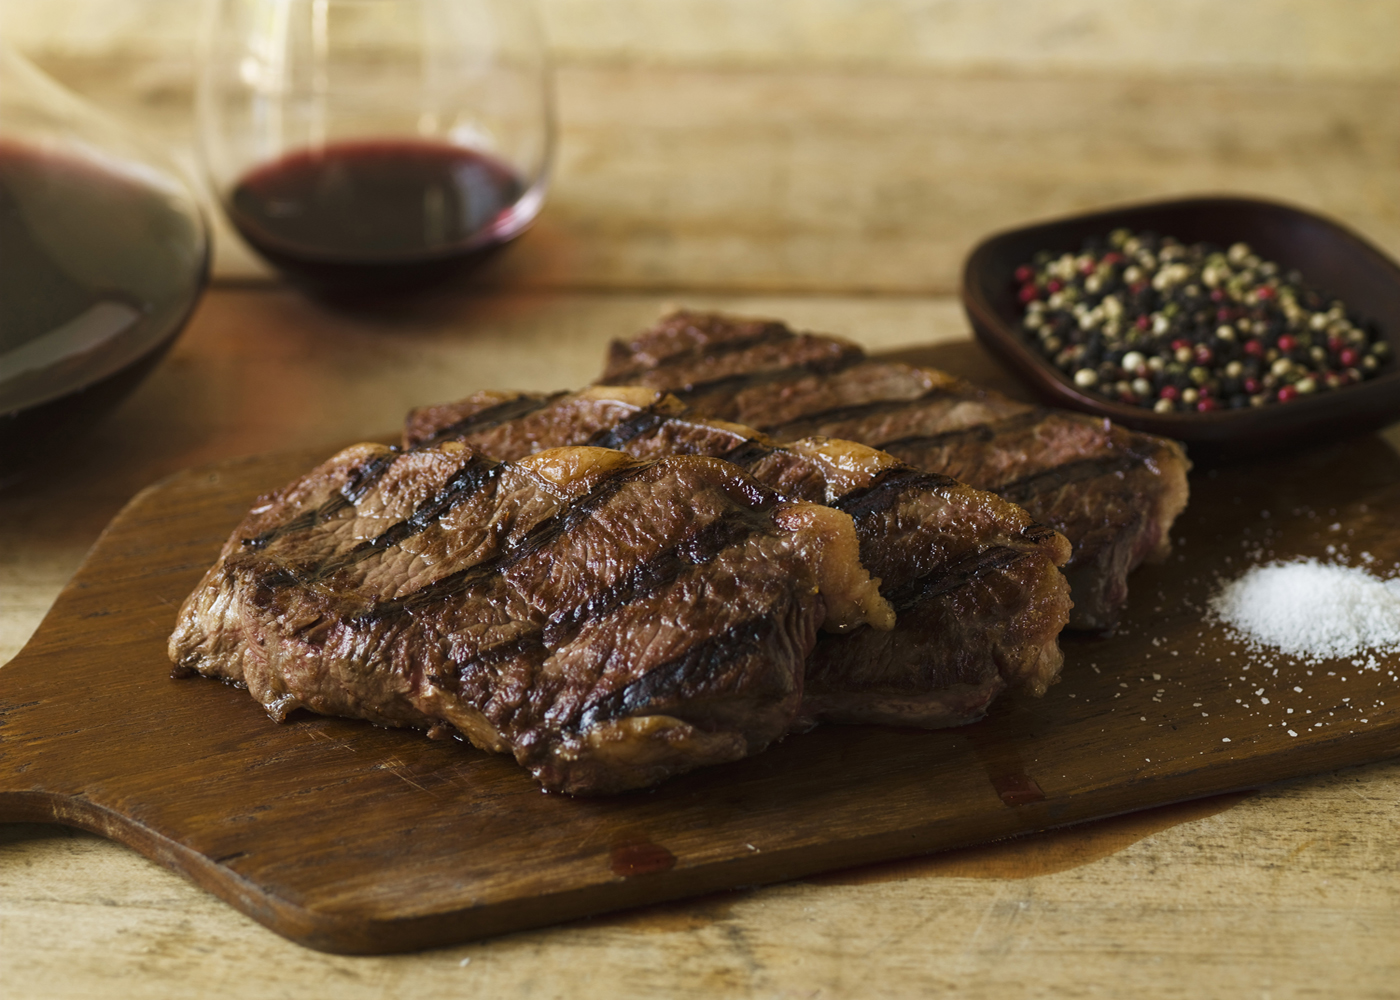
[3,431,1399,955]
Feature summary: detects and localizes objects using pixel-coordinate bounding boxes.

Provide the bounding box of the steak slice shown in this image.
[599,310,1191,630]
[406,386,1074,726]
[169,442,891,794]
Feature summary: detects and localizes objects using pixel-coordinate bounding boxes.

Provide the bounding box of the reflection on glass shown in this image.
[198,0,554,297]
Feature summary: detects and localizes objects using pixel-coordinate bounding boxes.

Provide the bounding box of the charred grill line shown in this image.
[1019,522,1062,545]
[341,450,403,504]
[583,405,675,450]
[875,409,1051,454]
[605,322,797,382]
[242,449,403,550]
[993,454,1142,504]
[883,544,1033,611]
[717,439,776,468]
[419,392,567,447]
[303,455,505,582]
[358,462,656,621]
[573,614,782,733]
[829,468,962,521]
[540,506,775,646]
[760,388,958,438]
[670,352,865,399]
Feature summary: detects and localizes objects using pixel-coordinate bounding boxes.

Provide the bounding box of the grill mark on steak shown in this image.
[171,443,890,794]
[669,355,866,400]
[829,468,962,520]
[881,544,1036,611]
[603,321,798,382]
[583,404,677,450]
[402,387,1075,725]
[417,392,567,447]
[994,454,1142,504]
[540,506,776,646]
[242,448,402,551]
[300,454,505,582]
[718,439,777,469]
[757,390,958,439]
[361,461,661,621]
[575,615,779,733]
[875,409,1050,453]
[599,311,1192,631]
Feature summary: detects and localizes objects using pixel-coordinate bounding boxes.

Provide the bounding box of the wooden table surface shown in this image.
[4,39,1400,999]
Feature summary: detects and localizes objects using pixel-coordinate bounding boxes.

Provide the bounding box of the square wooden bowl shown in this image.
[961,196,1400,461]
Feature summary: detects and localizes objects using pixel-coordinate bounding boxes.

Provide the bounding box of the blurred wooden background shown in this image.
[3,3,1399,998]
[7,0,1400,288]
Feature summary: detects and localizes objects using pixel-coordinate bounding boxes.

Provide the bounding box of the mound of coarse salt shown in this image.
[1210,558,1400,661]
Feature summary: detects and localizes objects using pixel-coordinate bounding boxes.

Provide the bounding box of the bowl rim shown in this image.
[960,193,1400,443]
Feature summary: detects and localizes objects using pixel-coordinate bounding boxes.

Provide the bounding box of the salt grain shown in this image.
[1210,558,1400,661]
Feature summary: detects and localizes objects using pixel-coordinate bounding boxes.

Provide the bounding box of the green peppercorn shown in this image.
[1015,230,1387,413]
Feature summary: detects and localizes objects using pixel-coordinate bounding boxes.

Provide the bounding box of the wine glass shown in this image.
[0,42,209,482]
[196,0,555,297]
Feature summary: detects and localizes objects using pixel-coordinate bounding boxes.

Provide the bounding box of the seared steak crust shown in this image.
[600,310,1190,630]
[406,387,1073,726]
[169,443,889,794]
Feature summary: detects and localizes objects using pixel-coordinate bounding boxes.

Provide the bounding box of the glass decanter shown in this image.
[0,42,210,482]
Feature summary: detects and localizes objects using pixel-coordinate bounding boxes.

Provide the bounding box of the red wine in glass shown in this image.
[1,142,208,482]
[226,139,530,296]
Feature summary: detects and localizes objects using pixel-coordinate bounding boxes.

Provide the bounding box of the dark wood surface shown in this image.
[3,423,1399,954]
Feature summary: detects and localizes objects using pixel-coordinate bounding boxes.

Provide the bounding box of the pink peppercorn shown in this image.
[1340,347,1360,367]
[1277,385,1299,402]
[1197,398,1219,412]
[1277,334,1296,352]
[1018,284,1040,304]
[1243,340,1265,358]
[1159,385,1180,401]
[1243,377,1261,394]
[1014,265,1034,283]
[1194,345,1214,365]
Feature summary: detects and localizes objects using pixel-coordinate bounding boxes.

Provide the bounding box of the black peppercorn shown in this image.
[1015,231,1389,412]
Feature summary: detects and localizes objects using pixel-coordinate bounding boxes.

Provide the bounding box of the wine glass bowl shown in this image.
[197,0,554,297]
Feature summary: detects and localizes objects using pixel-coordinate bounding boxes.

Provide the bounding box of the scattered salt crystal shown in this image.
[1210,558,1400,661]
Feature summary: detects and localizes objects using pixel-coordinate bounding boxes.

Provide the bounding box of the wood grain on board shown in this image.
[2,425,1398,953]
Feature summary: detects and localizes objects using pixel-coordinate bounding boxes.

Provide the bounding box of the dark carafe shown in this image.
[0,46,208,483]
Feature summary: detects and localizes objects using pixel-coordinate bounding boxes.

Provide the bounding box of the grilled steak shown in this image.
[406,386,1073,727]
[599,310,1191,630]
[169,442,891,794]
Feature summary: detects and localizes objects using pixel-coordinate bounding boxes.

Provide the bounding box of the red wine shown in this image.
[227,140,531,296]
[0,141,208,482]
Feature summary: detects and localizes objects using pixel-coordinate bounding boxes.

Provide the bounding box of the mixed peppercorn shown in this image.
[1015,229,1390,412]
